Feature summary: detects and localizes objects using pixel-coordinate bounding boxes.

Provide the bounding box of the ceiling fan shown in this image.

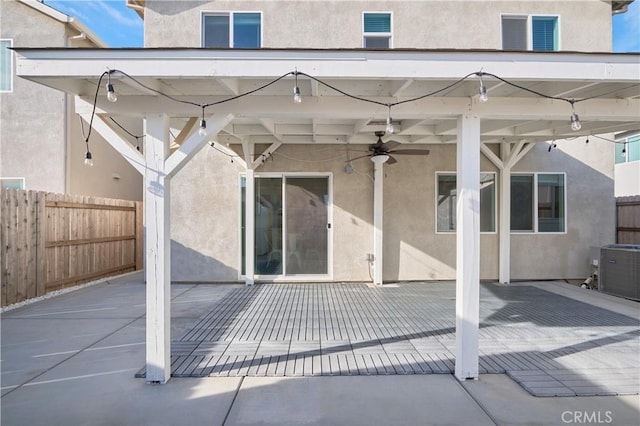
[350,131,430,165]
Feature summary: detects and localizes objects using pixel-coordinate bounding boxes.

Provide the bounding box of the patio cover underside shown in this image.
[15,48,640,384]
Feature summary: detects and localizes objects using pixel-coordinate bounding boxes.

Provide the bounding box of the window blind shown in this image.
[532,16,558,51]
[364,13,391,33]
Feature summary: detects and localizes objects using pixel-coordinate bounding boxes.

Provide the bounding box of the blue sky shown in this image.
[47,0,639,52]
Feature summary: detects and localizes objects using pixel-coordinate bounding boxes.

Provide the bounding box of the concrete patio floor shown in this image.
[1,272,639,426]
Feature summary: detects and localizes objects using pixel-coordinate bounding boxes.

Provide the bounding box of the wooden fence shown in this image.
[1,189,142,307]
[616,195,640,244]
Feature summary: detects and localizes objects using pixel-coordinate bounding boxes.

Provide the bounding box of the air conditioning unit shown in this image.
[599,244,640,300]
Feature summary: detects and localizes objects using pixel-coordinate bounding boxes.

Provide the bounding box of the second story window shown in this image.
[363,12,392,48]
[203,12,261,48]
[502,15,558,51]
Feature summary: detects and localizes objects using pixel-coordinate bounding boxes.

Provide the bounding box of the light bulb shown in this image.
[570,112,581,131]
[386,116,394,134]
[84,151,94,167]
[198,119,207,137]
[293,86,302,104]
[106,83,117,102]
[479,84,488,102]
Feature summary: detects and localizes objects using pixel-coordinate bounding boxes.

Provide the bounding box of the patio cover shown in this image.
[14,48,640,383]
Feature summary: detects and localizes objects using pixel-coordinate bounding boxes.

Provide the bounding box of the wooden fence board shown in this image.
[1,189,143,307]
[616,196,640,244]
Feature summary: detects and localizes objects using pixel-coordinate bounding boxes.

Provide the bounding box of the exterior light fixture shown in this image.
[293,86,302,104]
[570,101,581,131]
[198,107,207,136]
[84,151,94,167]
[386,105,394,134]
[293,69,302,103]
[478,74,488,103]
[106,72,117,102]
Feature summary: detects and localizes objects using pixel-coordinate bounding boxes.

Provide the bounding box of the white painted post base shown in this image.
[454,115,480,381]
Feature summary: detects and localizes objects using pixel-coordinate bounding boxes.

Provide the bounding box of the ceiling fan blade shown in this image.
[389,149,430,155]
[349,154,373,162]
[386,155,398,165]
[382,141,401,151]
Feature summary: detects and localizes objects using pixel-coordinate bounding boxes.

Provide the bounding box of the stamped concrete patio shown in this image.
[2,272,639,426]
[135,280,640,397]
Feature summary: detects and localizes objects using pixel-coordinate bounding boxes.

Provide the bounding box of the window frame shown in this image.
[362,11,393,49]
[615,134,640,164]
[510,172,567,234]
[201,11,263,48]
[434,171,497,235]
[1,177,25,190]
[500,14,560,51]
[1,39,13,93]
[239,172,334,281]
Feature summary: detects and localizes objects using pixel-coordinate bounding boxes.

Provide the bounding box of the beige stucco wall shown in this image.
[511,137,615,280]
[1,0,68,193]
[0,0,143,200]
[144,0,612,51]
[171,141,549,282]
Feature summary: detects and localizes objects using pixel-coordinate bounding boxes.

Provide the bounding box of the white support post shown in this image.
[245,168,255,286]
[499,142,511,285]
[455,114,480,381]
[144,113,171,384]
[373,161,384,286]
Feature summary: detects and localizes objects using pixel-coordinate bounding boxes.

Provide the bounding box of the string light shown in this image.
[293,69,302,104]
[478,73,488,103]
[386,105,394,134]
[569,101,581,131]
[80,67,638,165]
[84,151,94,167]
[548,141,557,152]
[198,107,207,137]
[106,71,117,103]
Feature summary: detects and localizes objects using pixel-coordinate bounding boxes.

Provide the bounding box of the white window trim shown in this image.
[500,14,561,51]
[201,11,263,48]
[239,172,334,282]
[434,171,498,235]
[510,172,567,234]
[0,177,25,189]
[1,39,13,93]
[362,11,393,48]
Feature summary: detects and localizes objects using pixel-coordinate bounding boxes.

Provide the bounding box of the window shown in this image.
[1,39,13,92]
[436,173,496,233]
[203,12,261,48]
[1,178,24,190]
[502,15,558,51]
[615,135,640,164]
[363,12,392,48]
[511,173,565,233]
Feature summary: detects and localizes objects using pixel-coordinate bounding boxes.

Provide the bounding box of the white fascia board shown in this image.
[14,49,640,82]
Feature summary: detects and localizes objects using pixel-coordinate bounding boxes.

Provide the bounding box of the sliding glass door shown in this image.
[242,175,330,278]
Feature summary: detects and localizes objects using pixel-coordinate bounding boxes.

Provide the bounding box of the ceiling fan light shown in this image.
[371,154,389,164]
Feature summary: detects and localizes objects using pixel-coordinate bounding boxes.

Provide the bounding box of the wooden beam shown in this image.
[172,117,198,146]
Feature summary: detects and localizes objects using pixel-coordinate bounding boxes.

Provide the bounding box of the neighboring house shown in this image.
[0,0,142,201]
[614,131,640,197]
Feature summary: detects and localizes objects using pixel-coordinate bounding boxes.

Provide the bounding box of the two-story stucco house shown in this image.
[0,0,142,201]
[13,0,639,383]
